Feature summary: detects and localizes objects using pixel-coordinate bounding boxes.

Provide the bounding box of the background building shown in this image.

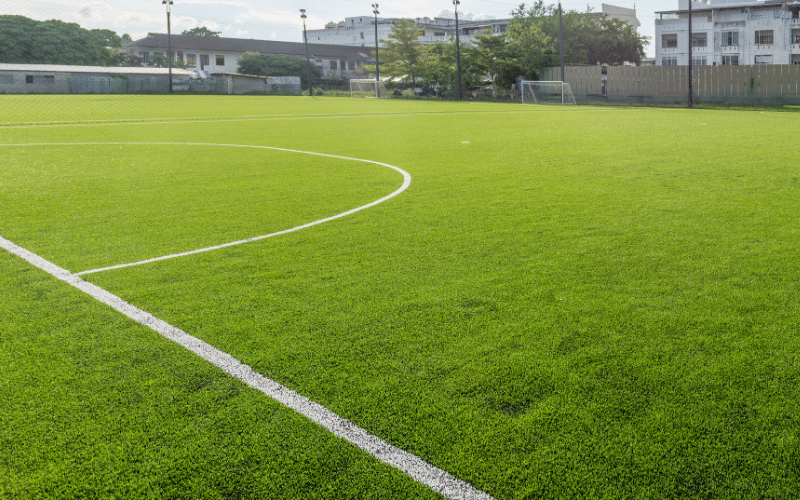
[307,5,639,49]
[656,0,800,66]
[125,34,373,81]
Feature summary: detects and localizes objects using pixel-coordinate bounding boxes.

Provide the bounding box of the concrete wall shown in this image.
[0,71,69,94]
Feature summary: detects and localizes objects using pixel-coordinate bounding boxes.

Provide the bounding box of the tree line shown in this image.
[0,15,224,67]
[377,1,648,92]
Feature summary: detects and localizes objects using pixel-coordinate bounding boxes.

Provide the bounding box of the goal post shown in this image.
[350,79,389,98]
[520,81,577,105]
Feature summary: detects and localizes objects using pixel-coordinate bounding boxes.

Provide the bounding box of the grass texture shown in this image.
[1,96,799,499]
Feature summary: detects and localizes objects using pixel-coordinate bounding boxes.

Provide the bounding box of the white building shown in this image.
[306,16,511,49]
[656,0,800,66]
[307,5,639,49]
[125,34,374,81]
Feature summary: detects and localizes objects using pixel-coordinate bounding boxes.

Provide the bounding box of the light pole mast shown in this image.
[163,0,173,93]
[300,9,313,96]
[688,0,693,108]
[453,0,462,100]
[372,3,380,97]
[558,2,565,84]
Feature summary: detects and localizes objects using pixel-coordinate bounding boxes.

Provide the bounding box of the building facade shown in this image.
[307,5,639,49]
[125,34,374,80]
[656,0,800,66]
[306,16,511,49]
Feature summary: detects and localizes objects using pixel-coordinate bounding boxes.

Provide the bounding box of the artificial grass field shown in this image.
[1,96,799,499]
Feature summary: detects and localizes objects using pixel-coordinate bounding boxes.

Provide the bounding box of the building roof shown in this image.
[0,63,192,75]
[127,34,373,60]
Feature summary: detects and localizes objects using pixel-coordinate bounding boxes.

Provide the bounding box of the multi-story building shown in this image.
[306,16,511,49]
[656,0,800,66]
[307,5,639,49]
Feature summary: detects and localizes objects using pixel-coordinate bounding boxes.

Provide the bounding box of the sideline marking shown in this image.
[0,142,410,276]
[0,106,615,129]
[0,234,495,500]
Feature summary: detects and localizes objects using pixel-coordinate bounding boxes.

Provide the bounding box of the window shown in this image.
[360,32,364,39]
[692,56,707,66]
[755,30,773,45]
[0,74,13,85]
[140,51,150,63]
[793,30,800,44]
[662,56,677,66]
[330,60,338,70]
[186,54,197,66]
[722,55,739,65]
[176,51,184,62]
[721,31,739,46]
[662,34,677,48]
[41,75,54,84]
[216,55,225,66]
[691,33,707,48]
[755,55,773,65]
[347,60,355,70]
[200,55,210,66]
[26,75,33,84]
[434,31,445,37]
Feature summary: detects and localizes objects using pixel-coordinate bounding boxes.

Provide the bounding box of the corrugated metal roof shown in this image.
[126,34,373,60]
[0,63,193,75]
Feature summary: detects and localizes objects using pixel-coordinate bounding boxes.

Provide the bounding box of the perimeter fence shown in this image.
[541,65,800,106]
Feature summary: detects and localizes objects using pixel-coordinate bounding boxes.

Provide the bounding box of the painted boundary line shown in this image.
[0,105,617,129]
[0,234,495,500]
[0,143,410,276]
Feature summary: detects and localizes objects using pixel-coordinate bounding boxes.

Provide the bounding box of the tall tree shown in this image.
[508,3,648,68]
[0,15,123,66]
[90,29,123,48]
[181,27,221,37]
[380,19,424,86]
[507,4,556,80]
[467,32,519,90]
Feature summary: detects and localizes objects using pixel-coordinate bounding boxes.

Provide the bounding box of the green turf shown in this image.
[2,96,799,499]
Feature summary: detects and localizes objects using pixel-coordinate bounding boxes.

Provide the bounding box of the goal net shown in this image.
[350,79,389,98]
[520,81,577,105]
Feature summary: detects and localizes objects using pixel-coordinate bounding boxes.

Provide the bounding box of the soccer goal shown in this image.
[350,79,389,98]
[520,81,577,105]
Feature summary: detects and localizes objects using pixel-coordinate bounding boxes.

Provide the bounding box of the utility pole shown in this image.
[300,9,313,96]
[453,0,462,100]
[163,0,173,94]
[372,3,380,97]
[688,0,693,108]
[559,2,565,83]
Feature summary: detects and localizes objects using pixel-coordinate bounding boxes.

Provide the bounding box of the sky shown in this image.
[4,0,672,57]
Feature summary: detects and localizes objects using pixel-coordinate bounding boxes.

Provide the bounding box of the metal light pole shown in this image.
[163,0,173,93]
[300,9,313,96]
[558,2,565,84]
[453,0,462,100]
[372,3,380,97]
[688,0,693,108]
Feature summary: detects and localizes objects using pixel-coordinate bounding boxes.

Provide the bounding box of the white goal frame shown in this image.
[350,79,389,98]
[520,80,577,105]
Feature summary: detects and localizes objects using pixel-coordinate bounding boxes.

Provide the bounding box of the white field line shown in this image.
[0,106,617,130]
[0,234,495,500]
[0,142,410,276]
